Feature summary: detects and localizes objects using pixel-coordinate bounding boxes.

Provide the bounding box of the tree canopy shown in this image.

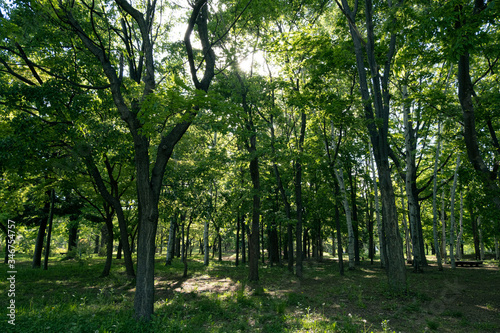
[1,0,499,322]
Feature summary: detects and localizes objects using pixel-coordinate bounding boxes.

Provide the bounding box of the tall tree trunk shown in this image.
[165,214,177,266]
[269,219,280,265]
[236,212,240,266]
[432,122,443,270]
[248,152,260,281]
[495,235,499,260]
[368,196,374,265]
[400,184,412,263]
[183,216,193,278]
[59,0,216,320]
[335,183,344,276]
[271,113,293,268]
[272,139,293,271]
[218,226,222,262]
[242,217,246,264]
[441,182,447,263]
[181,221,185,263]
[449,155,460,269]
[99,224,108,256]
[294,111,306,278]
[340,0,406,292]
[85,156,135,277]
[203,220,209,266]
[478,216,485,260]
[117,239,122,260]
[456,191,464,260]
[101,210,114,277]
[370,149,385,267]
[334,166,355,270]
[32,196,50,269]
[471,211,480,260]
[348,169,360,264]
[403,89,425,271]
[67,219,79,258]
[43,189,55,271]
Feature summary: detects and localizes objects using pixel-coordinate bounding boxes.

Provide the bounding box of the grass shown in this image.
[1,253,499,332]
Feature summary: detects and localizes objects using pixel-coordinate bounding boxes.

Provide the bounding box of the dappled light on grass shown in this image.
[1,255,499,332]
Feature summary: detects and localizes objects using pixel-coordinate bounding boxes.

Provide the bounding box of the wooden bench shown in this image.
[455,261,483,267]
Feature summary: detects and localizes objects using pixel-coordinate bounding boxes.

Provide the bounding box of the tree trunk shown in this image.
[85,156,135,277]
[340,0,406,292]
[457,34,500,214]
[478,216,485,260]
[134,199,159,320]
[368,148,385,268]
[368,193,374,264]
[432,122,443,270]
[236,212,240,266]
[400,184,412,264]
[273,160,293,272]
[101,211,114,277]
[183,216,193,278]
[348,169,360,264]
[43,189,55,270]
[203,220,209,266]
[242,217,246,264]
[334,166,355,270]
[403,90,425,271]
[165,214,177,266]
[471,211,480,260]
[456,191,464,261]
[218,226,222,262]
[248,152,260,281]
[181,222,185,263]
[32,197,50,269]
[99,224,108,257]
[441,182,447,263]
[67,219,79,258]
[335,183,344,276]
[449,155,460,269]
[294,110,306,277]
[495,235,499,260]
[117,240,122,260]
[269,219,280,265]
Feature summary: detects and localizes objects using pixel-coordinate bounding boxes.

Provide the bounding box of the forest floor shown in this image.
[1,253,499,332]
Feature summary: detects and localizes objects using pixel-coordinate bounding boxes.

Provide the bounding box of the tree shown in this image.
[0,0,223,319]
[335,0,407,292]
[453,1,500,212]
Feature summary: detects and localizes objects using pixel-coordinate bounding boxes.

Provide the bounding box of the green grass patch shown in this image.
[1,254,499,332]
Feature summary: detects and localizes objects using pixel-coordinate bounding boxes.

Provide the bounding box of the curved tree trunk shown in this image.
[456,2,500,213]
